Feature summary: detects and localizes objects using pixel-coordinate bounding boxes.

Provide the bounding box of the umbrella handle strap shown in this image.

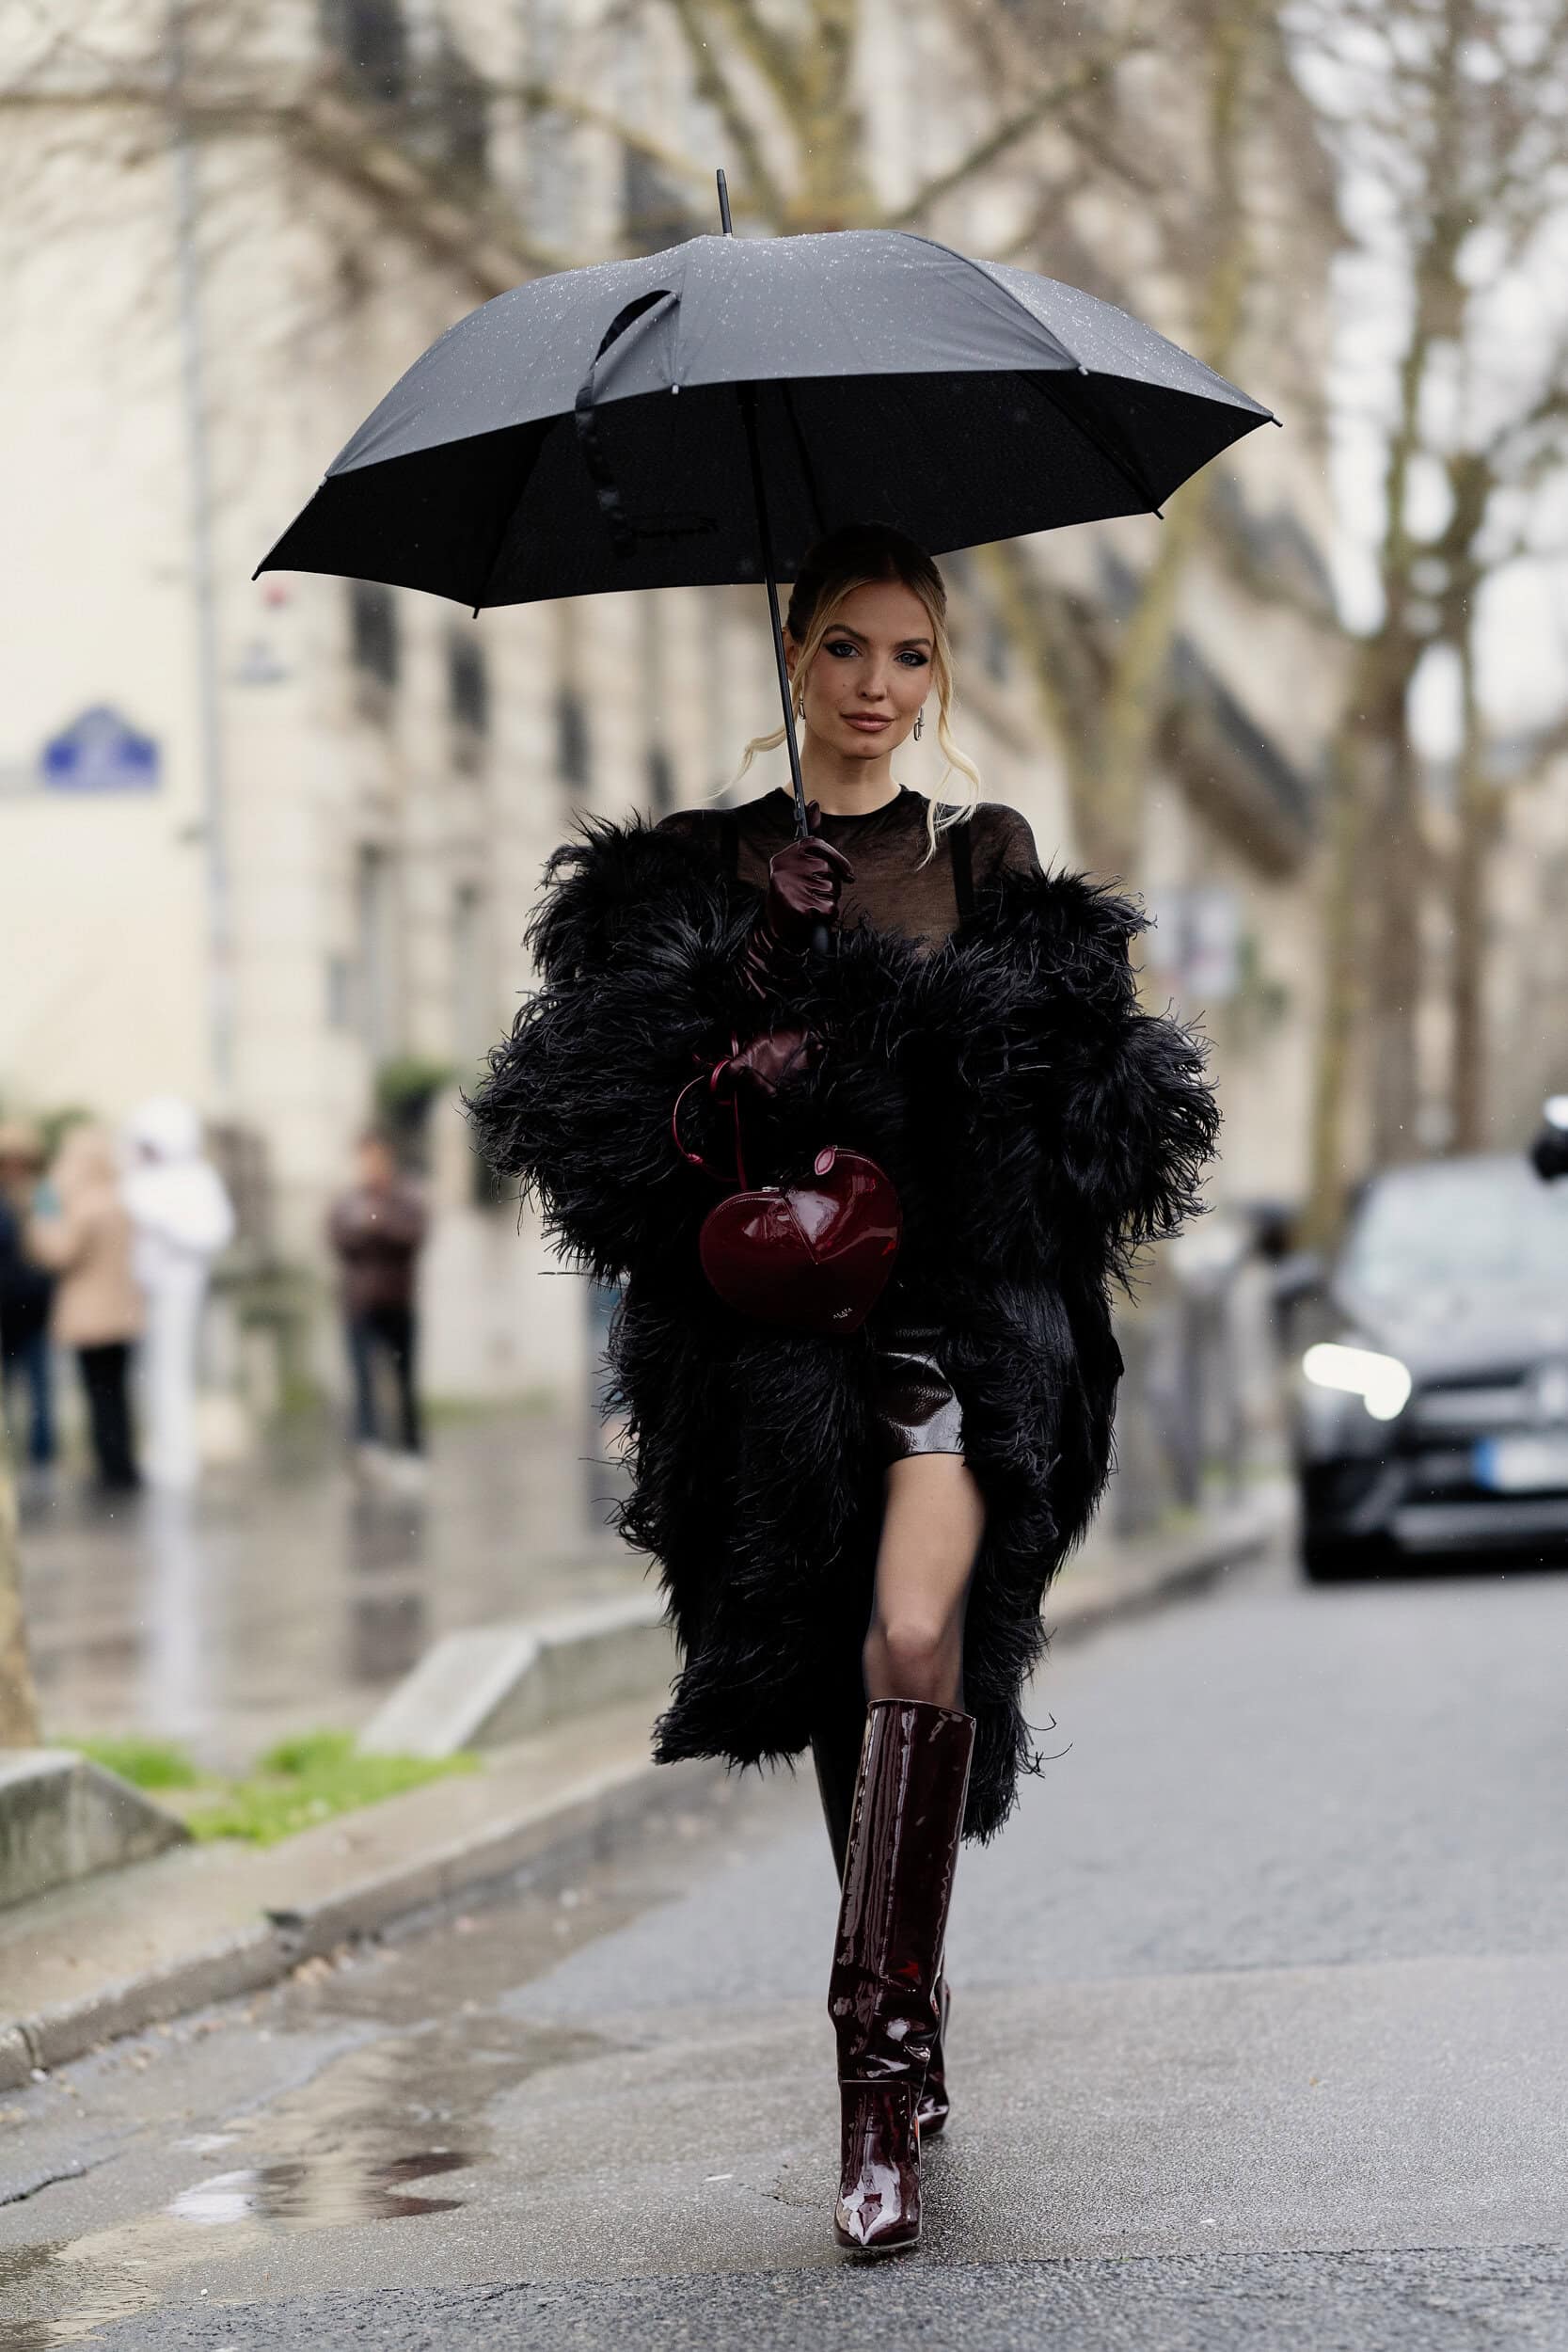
[574,290,680,560]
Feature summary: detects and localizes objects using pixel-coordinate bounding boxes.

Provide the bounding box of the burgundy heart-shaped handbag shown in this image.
[671,1053,901,1335]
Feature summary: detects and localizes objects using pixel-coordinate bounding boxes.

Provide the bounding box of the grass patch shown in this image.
[422,1385,560,1425]
[71,1728,476,1848]
[181,1730,476,1847]
[75,1736,203,1790]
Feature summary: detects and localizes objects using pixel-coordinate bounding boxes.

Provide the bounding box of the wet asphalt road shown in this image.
[3,1537,1567,2351]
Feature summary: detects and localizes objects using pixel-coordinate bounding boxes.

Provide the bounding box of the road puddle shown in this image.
[2,2013,614,2344]
[167,2147,469,2227]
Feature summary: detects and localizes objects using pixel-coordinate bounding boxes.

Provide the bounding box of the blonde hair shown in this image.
[727,523,982,865]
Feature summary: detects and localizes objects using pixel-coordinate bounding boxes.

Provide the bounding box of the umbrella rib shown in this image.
[1019,370,1165,520]
[897,229,1271,499]
[895,230,1165,516]
[469,422,549,616]
[778,381,829,540]
[895,230,1088,372]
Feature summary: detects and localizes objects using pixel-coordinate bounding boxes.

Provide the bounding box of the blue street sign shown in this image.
[40,706,160,792]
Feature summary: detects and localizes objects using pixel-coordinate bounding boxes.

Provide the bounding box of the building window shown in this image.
[453,883,501,1204]
[419,38,488,185]
[621,149,696,257]
[555,684,590,790]
[325,953,353,1030]
[350,580,399,690]
[449,636,488,733]
[645,743,674,816]
[355,844,401,1060]
[451,883,488,1064]
[321,0,407,106]
[448,631,489,773]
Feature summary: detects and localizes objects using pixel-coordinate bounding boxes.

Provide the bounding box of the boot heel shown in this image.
[833,2080,921,2253]
[916,1976,953,2137]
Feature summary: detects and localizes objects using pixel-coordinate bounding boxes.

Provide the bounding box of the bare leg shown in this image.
[862,1454,986,1712]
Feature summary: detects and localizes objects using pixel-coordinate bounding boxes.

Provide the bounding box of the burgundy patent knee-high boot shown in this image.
[827,1697,974,2255]
[811,1707,955,2137]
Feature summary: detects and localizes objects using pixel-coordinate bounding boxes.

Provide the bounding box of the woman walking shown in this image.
[29,1124,144,1495]
[471,521,1218,2254]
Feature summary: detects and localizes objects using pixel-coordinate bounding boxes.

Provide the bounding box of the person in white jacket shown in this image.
[121,1096,235,1491]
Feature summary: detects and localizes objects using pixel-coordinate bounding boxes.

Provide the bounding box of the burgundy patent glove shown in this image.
[722,1023,821,1102]
[741,802,853,999]
[766,803,853,946]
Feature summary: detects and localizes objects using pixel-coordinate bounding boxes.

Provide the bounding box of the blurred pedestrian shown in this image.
[27,1124,142,1494]
[122,1097,236,1492]
[0,1120,56,1482]
[326,1132,428,1489]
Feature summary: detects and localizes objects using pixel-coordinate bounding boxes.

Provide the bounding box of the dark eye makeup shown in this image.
[826,638,929,665]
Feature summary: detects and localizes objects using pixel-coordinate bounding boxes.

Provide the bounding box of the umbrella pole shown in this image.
[719,170,809,844]
[736,379,809,844]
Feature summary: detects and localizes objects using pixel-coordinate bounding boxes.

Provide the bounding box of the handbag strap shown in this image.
[671,1045,750,1190]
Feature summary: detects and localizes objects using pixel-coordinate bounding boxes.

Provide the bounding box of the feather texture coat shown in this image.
[469,812,1218,1842]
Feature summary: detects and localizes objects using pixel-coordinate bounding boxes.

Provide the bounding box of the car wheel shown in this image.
[1301,1533,1388,1584]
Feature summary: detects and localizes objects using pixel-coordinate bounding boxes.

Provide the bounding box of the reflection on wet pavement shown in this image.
[19,1408,642,1770]
[168,2150,469,2227]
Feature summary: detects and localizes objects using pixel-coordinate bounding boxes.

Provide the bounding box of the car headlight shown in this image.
[1301,1343,1412,1422]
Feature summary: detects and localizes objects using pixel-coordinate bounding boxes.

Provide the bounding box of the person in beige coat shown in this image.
[28,1124,143,1492]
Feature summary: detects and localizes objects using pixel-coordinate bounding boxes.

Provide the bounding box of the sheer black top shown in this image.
[655,785,1040,951]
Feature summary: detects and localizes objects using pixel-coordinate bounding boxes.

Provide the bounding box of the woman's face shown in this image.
[784,579,932,758]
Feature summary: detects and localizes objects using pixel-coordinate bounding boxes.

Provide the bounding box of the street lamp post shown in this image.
[167,2,234,1107]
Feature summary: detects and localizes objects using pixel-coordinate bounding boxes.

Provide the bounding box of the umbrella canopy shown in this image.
[257,225,1275,613]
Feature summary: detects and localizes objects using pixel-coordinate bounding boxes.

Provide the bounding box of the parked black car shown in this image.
[1291,1153,1568,1580]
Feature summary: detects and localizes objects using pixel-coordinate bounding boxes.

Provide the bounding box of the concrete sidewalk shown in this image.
[0,1481,1285,2089]
[19,1407,643,1772]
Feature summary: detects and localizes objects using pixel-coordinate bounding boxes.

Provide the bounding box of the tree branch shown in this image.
[657,0,793,226]
[883,46,1136,228]
[682,0,807,117]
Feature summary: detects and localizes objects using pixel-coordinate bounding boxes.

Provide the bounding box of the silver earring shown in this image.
[912,706,925,740]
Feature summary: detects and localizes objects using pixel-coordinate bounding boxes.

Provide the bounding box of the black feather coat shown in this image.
[469,814,1218,1842]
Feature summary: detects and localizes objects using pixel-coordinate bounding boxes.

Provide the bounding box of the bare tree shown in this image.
[973,0,1331,878]
[1291,0,1568,1230]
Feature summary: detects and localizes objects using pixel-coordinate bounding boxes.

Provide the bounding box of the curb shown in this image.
[0,1749,190,1913]
[357,1591,673,1758]
[0,1744,723,2093]
[0,1493,1280,2088]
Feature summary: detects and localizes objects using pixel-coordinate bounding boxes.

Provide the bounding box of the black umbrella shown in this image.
[259,170,1276,834]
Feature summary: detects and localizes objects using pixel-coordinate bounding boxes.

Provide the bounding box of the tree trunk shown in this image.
[1303,736,1366,1246]
[1094,485,1216,877]
[1370,713,1423,1163]
[1449,626,1496,1152]
[972,539,1111,867]
[1087,0,1264,878]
